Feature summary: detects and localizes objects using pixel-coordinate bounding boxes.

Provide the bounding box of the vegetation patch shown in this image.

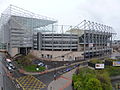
[106,66,120,76]
[23,65,45,72]
[105,58,119,61]
[72,67,112,90]
[88,59,120,76]
[15,54,45,72]
[90,59,104,64]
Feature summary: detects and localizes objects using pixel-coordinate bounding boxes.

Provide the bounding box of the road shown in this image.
[33,59,85,69]
[0,55,3,89]
[1,52,118,90]
[0,52,87,90]
[0,53,17,90]
[34,62,87,90]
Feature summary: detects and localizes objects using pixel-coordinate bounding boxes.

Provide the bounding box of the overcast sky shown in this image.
[0,0,120,39]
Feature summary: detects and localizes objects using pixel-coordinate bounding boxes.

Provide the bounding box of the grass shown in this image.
[90,59,104,64]
[23,64,46,72]
[106,58,119,61]
[105,66,120,76]
[72,67,112,90]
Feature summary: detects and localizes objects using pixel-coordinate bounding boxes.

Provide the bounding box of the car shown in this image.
[6,59,12,63]
[65,63,71,66]
[9,63,15,69]
[57,71,62,74]
[7,66,13,71]
[63,69,67,73]
[74,64,80,67]
[65,68,72,72]
[38,62,45,66]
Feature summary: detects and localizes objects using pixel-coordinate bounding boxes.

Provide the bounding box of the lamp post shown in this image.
[53,62,57,80]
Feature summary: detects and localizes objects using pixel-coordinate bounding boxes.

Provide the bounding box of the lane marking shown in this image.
[16,75,46,90]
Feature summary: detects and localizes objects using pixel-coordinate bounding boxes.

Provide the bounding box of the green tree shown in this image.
[85,78,102,90]
[18,56,32,66]
[72,74,83,90]
[96,71,112,90]
[74,80,83,90]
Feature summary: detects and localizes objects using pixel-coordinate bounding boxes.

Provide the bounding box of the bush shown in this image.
[90,59,103,64]
[15,55,33,66]
[96,70,112,90]
[106,66,120,76]
[85,78,102,90]
[72,67,112,90]
[106,58,118,61]
[27,53,36,59]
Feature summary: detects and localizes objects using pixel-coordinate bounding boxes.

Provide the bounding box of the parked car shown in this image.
[38,62,45,66]
[9,63,16,69]
[7,66,13,71]
[74,64,80,67]
[63,68,72,72]
[6,58,12,63]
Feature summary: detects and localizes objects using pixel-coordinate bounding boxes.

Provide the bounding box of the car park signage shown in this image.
[113,61,120,66]
[95,64,104,69]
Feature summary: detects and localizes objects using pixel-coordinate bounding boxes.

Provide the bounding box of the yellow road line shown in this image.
[16,75,46,90]
[16,79,26,90]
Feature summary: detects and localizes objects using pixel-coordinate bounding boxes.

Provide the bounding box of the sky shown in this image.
[0,0,120,39]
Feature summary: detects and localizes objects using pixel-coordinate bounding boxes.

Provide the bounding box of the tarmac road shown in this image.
[35,61,87,90]
[0,55,3,90]
[0,53,17,90]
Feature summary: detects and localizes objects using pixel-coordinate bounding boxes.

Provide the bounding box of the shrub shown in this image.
[90,59,103,64]
[72,67,112,90]
[85,78,102,90]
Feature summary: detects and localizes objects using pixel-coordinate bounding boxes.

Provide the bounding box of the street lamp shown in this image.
[53,62,57,80]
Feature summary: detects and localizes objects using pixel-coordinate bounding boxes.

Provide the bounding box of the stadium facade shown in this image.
[0,5,113,61]
[0,5,57,56]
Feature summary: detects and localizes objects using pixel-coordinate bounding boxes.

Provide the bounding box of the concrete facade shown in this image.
[34,33,78,51]
[31,50,84,61]
[0,5,57,56]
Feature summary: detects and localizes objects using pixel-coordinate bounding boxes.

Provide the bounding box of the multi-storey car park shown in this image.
[32,20,114,61]
[36,33,78,51]
[0,5,114,61]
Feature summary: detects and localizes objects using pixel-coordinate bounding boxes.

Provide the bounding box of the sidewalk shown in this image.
[48,66,87,90]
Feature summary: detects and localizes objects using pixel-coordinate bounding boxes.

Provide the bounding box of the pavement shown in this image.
[1,56,80,90]
[48,65,87,90]
[15,59,87,90]
[1,53,88,90]
[0,51,119,90]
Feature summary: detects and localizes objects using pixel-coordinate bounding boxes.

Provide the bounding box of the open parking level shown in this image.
[16,75,46,90]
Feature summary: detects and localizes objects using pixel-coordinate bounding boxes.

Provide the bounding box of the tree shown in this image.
[74,80,83,90]
[72,74,84,90]
[96,71,112,90]
[85,78,102,90]
[18,56,32,66]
